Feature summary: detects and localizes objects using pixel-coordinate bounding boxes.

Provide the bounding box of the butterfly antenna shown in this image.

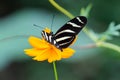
[33,24,44,30]
[50,14,55,31]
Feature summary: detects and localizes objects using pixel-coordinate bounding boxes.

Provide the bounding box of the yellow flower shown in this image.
[24,28,75,63]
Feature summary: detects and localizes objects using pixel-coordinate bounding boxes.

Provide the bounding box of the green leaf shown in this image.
[98,22,120,41]
[106,22,120,36]
[80,4,92,17]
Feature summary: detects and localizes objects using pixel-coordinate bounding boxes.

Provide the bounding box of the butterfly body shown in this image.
[41,16,87,51]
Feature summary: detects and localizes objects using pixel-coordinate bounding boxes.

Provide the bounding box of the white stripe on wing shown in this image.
[67,22,81,28]
[44,32,48,41]
[59,37,74,46]
[55,29,75,37]
[76,17,84,24]
[49,35,52,43]
[56,36,71,42]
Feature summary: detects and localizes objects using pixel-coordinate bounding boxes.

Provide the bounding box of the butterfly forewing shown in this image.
[55,16,87,36]
[54,16,87,49]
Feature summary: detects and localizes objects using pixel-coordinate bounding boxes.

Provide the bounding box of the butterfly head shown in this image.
[43,27,51,33]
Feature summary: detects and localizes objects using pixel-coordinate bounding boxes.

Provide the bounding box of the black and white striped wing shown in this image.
[55,36,76,48]
[54,16,87,48]
[41,31,60,49]
[41,31,52,43]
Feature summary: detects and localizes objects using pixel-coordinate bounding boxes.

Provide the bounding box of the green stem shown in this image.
[53,61,59,80]
[49,0,74,19]
[83,27,98,42]
[97,42,120,53]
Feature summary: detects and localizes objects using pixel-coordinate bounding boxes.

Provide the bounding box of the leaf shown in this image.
[80,4,92,17]
[98,22,120,41]
[106,22,120,36]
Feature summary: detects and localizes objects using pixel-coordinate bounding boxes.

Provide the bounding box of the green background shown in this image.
[0,0,120,80]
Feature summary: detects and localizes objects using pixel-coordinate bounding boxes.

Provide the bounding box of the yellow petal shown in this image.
[61,48,75,58]
[24,48,38,56]
[24,48,46,57]
[48,48,61,63]
[33,49,50,61]
[29,36,49,49]
[52,45,61,60]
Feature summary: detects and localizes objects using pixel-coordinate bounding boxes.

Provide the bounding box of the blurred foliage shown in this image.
[98,22,120,41]
[0,0,120,80]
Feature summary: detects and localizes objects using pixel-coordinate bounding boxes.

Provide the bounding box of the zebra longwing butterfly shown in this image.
[41,16,87,51]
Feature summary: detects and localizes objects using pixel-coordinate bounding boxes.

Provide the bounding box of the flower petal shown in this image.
[24,48,39,56]
[25,48,50,61]
[61,48,75,58]
[48,48,61,63]
[24,35,75,63]
[24,48,48,56]
[33,49,50,61]
[52,45,61,60]
[29,36,49,49]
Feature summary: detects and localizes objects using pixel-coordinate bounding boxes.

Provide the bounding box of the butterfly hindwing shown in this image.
[56,36,76,48]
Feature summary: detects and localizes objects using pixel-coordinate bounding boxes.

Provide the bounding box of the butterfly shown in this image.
[41,16,87,51]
